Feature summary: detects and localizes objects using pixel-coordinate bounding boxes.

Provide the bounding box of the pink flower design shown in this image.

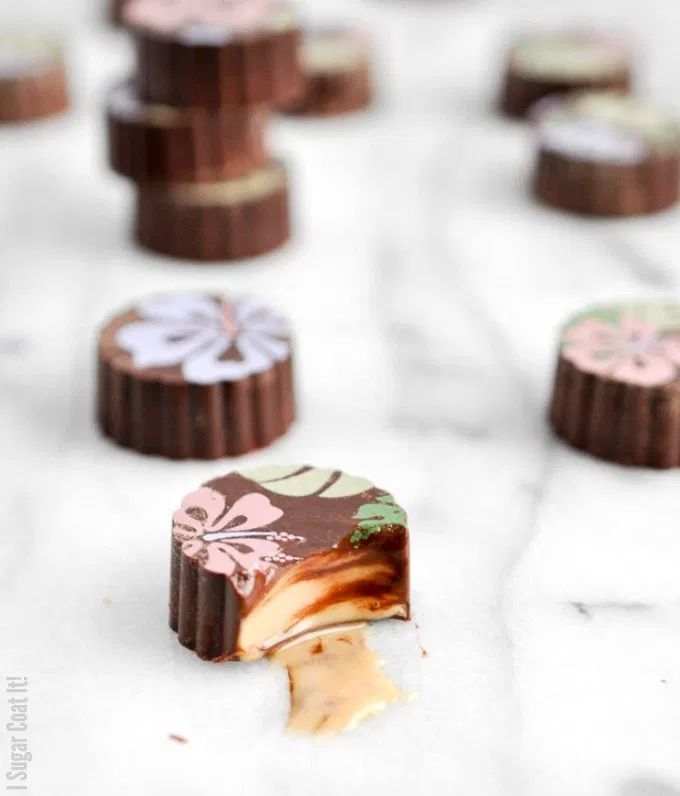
[173,488,303,597]
[562,314,680,386]
[124,0,278,37]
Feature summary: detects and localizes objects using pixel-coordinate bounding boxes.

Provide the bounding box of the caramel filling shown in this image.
[235,551,407,661]
[270,625,406,735]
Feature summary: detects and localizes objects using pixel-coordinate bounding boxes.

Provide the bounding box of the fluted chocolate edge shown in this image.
[499,69,631,119]
[107,93,269,183]
[133,27,304,108]
[533,148,680,216]
[0,64,69,123]
[282,61,373,117]
[134,178,290,261]
[170,537,241,660]
[97,354,296,459]
[549,353,680,468]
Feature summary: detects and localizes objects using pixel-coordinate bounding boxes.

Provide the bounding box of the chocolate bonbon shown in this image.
[282,28,373,117]
[169,466,410,661]
[124,0,304,108]
[134,162,290,260]
[107,82,269,182]
[550,302,680,468]
[500,32,631,119]
[532,92,680,216]
[0,32,69,123]
[97,293,295,457]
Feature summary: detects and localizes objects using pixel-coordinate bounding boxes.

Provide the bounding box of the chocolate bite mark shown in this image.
[170,468,410,660]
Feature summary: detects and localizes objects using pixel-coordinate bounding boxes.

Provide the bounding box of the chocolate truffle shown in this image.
[282,28,373,117]
[124,0,303,108]
[106,82,269,183]
[500,31,631,118]
[169,465,410,660]
[134,162,290,260]
[532,93,680,216]
[0,32,69,123]
[97,293,295,458]
[550,301,680,468]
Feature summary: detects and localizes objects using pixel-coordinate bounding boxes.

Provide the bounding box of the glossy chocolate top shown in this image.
[123,0,295,43]
[172,466,408,598]
[99,293,291,386]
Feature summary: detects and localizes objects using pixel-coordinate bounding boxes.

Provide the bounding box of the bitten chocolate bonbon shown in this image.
[550,302,680,468]
[500,32,631,119]
[124,0,304,108]
[107,82,269,183]
[532,93,680,216]
[97,293,295,458]
[135,162,290,260]
[282,28,373,117]
[169,466,410,661]
[0,32,69,123]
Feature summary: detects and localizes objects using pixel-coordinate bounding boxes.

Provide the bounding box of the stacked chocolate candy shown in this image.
[106,0,304,261]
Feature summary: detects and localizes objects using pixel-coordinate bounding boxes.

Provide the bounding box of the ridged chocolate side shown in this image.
[169,535,409,661]
[107,92,269,182]
[170,537,241,659]
[0,63,69,123]
[282,61,373,117]
[499,69,631,119]
[134,178,290,261]
[132,27,303,108]
[533,149,680,216]
[97,355,296,458]
[549,353,680,468]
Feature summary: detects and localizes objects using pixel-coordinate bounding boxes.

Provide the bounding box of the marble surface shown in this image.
[3,1,680,794]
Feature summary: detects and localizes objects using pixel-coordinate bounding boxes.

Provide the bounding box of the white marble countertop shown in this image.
[3,1,680,795]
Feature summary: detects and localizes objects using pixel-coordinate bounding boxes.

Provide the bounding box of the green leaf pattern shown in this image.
[350,494,407,547]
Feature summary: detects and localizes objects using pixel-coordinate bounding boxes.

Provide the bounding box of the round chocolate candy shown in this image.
[97,293,295,458]
[499,31,631,119]
[550,302,680,468]
[532,93,680,216]
[281,27,373,117]
[169,465,410,660]
[134,161,290,260]
[0,32,69,123]
[106,82,270,183]
[124,0,304,107]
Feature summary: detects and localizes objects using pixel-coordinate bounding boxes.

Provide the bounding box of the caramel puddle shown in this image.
[270,624,406,735]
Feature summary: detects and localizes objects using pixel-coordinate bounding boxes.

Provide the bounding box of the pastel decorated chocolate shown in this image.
[500,32,631,118]
[125,0,303,107]
[97,293,295,458]
[282,28,373,117]
[533,93,680,216]
[134,161,290,260]
[550,302,680,468]
[106,82,269,182]
[169,466,410,660]
[0,32,69,123]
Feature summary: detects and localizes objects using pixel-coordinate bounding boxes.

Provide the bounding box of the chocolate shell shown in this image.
[0,33,69,123]
[124,0,304,107]
[107,82,269,183]
[169,466,410,661]
[532,93,680,216]
[134,162,290,261]
[97,293,295,458]
[500,32,631,118]
[282,28,373,117]
[549,302,680,468]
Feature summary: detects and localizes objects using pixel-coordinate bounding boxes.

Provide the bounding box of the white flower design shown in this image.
[115,293,290,385]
